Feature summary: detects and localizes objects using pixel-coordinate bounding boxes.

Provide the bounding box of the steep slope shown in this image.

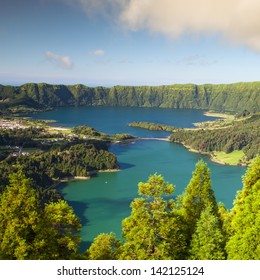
[0,82,259,113]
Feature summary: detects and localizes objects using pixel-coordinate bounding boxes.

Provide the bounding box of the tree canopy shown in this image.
[119,174,186,260]
[0,171,81,259]
[0,158,259,260]
[226,156,260,259]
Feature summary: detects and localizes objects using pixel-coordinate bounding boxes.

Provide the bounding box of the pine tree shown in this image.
[0,171,39,259]
[86,233,121,260]
[33,200,82,259]
[119,174,186,260]
[226,156,260,259]
[0,171,81,259]
[180,160,218,239]
[189,205,226,260]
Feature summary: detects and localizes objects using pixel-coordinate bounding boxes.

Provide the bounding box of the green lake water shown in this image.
[32,107,246,249]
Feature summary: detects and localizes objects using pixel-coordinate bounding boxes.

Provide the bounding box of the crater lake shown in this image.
[31,107,246,249]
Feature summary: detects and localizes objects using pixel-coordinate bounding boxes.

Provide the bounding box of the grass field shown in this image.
[212,150,245,165]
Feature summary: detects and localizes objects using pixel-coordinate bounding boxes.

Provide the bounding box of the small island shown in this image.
[129,121,177,132]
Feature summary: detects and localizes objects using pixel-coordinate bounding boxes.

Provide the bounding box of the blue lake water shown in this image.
[32,107,246,250]
[32,107,220,137]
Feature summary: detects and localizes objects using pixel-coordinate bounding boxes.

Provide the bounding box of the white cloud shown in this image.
[89,49,105,56]
[45,50,73,69]
[119,0,260,52]
[63,0,260,52]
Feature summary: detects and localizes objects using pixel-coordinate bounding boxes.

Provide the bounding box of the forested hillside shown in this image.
[170,113,260,162]
[0,82,260,113]
[0,122,119,205]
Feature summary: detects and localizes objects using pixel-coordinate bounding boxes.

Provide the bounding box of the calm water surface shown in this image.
[32,107,220,137]
[32,107,246,249]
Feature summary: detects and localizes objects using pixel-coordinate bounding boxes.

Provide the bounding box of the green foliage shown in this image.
[170,113,260,161]
[129,122,176,132]
[1,159,259,260]
[0,172,39,259]
[0,126,44,147]
[226,156,260,259]
[138,173,174,197]
[241,155,260,192]
[72,125,102,137]
[112,133,136,141]
[32,200,81,260]
[86,233,121,260]
[119,174,186,260]
[180,160,218,239]
[0,172,81,259]
[1,81,260,113]
[71,125,136,142]
[0,142,118,200]
[217,202,232,241]
[189,206,226,260]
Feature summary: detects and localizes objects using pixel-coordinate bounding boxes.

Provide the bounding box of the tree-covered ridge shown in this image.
[0,120,120,205]
[0,81,260,113]
[170,113,260,163]
[71,125,136,142]
[0,142,118,204]
[129,121,177,132]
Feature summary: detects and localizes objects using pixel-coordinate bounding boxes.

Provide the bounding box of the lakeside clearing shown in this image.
[211,150,246,166]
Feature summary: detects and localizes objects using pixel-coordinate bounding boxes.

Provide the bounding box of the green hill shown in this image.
[0,82,260,113]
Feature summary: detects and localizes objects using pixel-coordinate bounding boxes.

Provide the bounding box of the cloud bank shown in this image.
[45,50,73,69]
[65,0,260,52]
[119,0,260,51]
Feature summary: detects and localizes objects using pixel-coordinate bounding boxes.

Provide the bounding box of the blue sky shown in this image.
[1,0,260,86]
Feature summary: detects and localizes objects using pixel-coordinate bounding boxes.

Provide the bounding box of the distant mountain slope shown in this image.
[0,82,259,113]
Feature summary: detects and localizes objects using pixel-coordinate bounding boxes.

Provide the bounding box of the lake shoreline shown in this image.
[179,143,247,166]
[45,107,247,248]
[203,111,234,119]
[59,168,121,183]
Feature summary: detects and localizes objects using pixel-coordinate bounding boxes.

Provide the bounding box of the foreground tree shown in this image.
[180,160,218,239]
[189,205,226,260]
[86,233,121,260]
[119,174,186,260]
[0,172,39,259]
[32,200,81,259]
[226,156,260,259]
[0,171,81,259]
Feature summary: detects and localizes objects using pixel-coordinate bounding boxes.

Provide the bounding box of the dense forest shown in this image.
[0,123,119,205]
[0,157,259,259]
[170,113,260,161]
[1,81,260,113]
